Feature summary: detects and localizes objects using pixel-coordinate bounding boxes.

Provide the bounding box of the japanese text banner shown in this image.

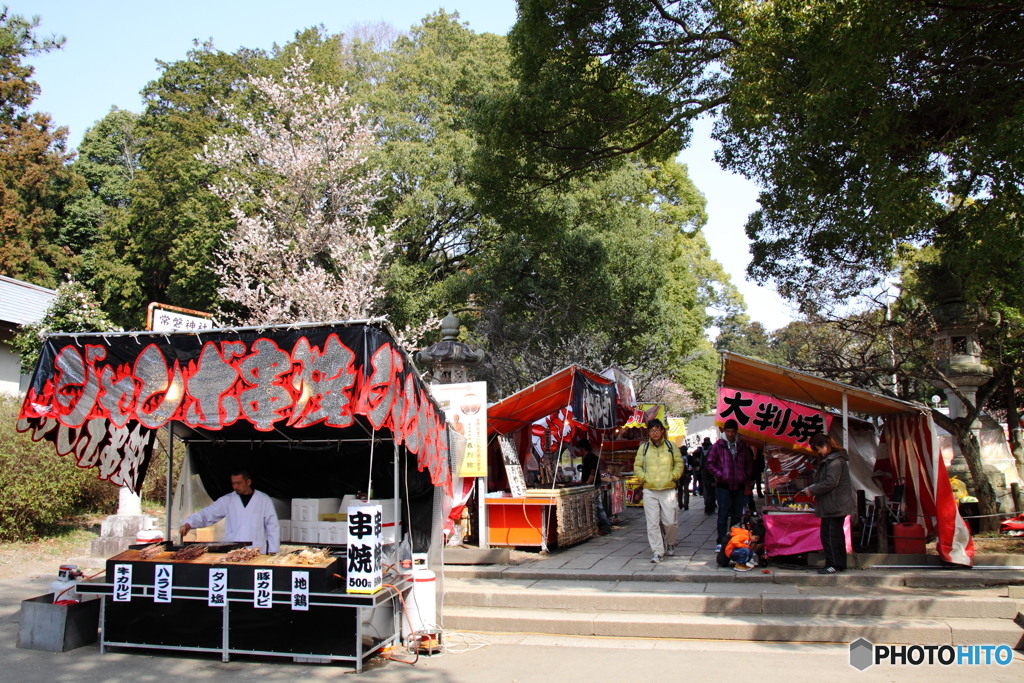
[17,323,450,494]
[715,388,831,450]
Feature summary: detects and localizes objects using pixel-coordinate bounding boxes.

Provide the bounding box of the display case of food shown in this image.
[80,542,404,672]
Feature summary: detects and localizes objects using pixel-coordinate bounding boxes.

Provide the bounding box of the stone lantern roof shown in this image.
[415,311,485,384]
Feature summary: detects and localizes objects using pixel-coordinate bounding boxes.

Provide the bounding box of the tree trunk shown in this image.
[950,422,1000,532]
[1006,369,1024,481]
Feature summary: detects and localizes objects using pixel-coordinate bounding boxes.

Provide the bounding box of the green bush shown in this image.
[0,394,117,540]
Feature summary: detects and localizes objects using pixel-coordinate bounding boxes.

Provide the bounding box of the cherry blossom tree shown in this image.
[203,58,394,326]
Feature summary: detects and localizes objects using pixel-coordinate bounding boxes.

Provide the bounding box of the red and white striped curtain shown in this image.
[883,412,974,566]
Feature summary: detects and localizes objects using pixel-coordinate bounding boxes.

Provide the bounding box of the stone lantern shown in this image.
[930,275,997,468]
[415,311,485,385]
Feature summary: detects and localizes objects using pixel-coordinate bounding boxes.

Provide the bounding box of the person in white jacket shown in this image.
[180,470,280,554]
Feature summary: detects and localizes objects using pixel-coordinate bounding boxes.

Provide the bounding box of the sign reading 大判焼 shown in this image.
[715,388,832,451]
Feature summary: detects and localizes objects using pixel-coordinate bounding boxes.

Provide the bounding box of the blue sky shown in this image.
[21,0,792,331]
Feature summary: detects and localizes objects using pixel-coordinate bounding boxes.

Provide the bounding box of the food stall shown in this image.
[483,365,621,549]
[16,320,453,670]
[718,352,974,566]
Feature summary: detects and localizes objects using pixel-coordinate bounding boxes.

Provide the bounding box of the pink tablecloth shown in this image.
[763,512,852,557]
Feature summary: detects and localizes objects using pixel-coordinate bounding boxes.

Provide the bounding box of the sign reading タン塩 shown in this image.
[715,388,832,450]
[208,568,227,607]
[346,504,382,594]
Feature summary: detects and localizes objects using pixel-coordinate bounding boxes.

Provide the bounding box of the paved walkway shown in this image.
[525,498,722,575]
[458,499,1024,587]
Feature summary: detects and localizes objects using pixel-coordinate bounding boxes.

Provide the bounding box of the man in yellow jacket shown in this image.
[634,418,683,562]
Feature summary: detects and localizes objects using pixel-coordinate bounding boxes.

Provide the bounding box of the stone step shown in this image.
[444,579,1021,620]
[443,605,1024,647]
[442,564,1024,588]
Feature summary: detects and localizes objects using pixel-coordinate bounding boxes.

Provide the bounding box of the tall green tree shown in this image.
[0,8,80,287]
[369,12,512,330]
[95,42,270,327]
[715,0,1024,311]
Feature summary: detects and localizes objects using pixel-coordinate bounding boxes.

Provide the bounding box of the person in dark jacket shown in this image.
[800,433,857,574]
[676,445,691,510]
[689,444,702,496]
[700,437,716,515]
[747,448,765,509]
[705,420,754,550]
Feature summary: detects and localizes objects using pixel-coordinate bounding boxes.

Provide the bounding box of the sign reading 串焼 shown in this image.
[715,388,832,450]
[430,381,487,478]
[208,568,227,607]
[346,504,383,594]
[254,569,273,608]
[291,571,309,611]
[154,565,173,603]
[113,564,132,602]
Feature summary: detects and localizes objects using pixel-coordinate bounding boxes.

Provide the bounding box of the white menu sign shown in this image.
[346,504,382,594]
[208,568,227,607]
[254,569,273,608]
[291,571,310,611]
[113,564,132,602]
[154,564,173,603]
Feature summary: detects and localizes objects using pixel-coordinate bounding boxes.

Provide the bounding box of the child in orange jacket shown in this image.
[724,522,764,572]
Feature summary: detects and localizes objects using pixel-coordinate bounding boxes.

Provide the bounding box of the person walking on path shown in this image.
[579,439,613,535]
[700,437,717,516]
[689,443,703,496]
[705,420,754,551]
[800,433,857,574]
[677,445,691,511]
[633,418,683,563]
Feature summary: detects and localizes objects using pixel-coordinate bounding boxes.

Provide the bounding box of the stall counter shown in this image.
[763,511,852,557]
[485,486,597,548]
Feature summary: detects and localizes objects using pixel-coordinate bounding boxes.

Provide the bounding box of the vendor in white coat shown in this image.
[179,470,280,554]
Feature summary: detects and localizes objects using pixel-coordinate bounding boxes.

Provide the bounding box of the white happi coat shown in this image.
[184,489,280,553]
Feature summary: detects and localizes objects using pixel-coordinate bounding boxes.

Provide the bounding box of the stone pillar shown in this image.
[90,486,154,558]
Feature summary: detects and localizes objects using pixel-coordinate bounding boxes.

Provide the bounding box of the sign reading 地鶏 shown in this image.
[715,388,832,450]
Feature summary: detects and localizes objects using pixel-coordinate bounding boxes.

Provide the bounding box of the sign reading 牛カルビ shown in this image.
[715,388,832,450]
[346,504,382,594]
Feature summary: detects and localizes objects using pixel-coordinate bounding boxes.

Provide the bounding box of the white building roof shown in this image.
[0,275,57,326]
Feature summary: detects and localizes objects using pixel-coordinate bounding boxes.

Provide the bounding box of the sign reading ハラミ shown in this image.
[430,381,487,478]
[346,504,382,594]
[715,388,832,450]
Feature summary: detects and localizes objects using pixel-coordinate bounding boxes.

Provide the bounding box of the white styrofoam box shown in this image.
[278,519,291,543]
[290,522,319,544]
[271,497,291,520]
[318,521,346,545]
[291,498,342,523]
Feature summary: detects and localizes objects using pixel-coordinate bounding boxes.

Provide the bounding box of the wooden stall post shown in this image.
[874,495,889,553]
